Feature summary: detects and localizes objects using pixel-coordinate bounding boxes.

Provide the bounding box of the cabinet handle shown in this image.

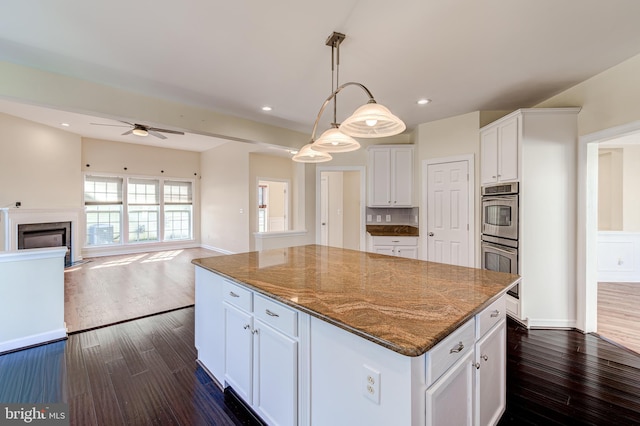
[450,341,464,354]
[481,354,488,362]
[243,324,250,330]
[490,310,500,318]
[473,362,481,370]
[266,309,279,317]
[229,291,240,298]
[391,240,400,243]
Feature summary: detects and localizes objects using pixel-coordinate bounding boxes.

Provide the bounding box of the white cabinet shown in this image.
[481,108,580,326]
[480,116,519,184]
[194,267,225,383]
[426,350,474,426]
[474,319,506,426]
[368,145,414,207]
[425,295,506,426]
[223,283,299,426]
[370,236,418,259]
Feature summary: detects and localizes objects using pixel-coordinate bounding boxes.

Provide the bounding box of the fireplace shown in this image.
[18,222,72,266]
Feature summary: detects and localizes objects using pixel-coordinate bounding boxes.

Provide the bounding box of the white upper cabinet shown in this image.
[481,115,519,184]
[368,145,414,207]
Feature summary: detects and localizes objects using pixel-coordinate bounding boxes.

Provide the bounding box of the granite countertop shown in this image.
[193,244,519,357]
[366,224,419,236]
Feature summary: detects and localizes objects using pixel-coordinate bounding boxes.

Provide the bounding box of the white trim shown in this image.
[527,319,577,329]
[422,154,476,267]
[0,246,67,262]
[315,166,366,251]
[0,328,67,354]
[253,230,308,239]
[577,119,640,333]
[201,243,235,255]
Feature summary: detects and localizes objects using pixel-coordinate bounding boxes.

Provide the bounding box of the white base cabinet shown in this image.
[426,350,474,426]
[370,236,418,259]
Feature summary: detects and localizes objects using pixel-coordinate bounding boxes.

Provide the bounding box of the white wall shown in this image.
[0,112,82,209]
[200,142,254,254]
[598,149,623,231]
[343,171,361,251]
[622,145,640,232]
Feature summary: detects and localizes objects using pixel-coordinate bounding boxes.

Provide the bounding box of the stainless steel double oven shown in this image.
[481,182,519,298]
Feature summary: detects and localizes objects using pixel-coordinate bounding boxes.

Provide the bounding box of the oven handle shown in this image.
[482,196,517,203]
[482,242,517,255]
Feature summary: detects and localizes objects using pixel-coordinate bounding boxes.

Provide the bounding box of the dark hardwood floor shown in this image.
[2,309,640,425]
[64,248,221,333]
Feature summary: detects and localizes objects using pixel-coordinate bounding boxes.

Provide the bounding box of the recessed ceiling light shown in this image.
[60,122,70,127]
[417,99,431,105]
[262,106,273,112]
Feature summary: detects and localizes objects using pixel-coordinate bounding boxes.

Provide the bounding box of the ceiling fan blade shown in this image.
[90,122,130,127]
[122,129,133,136]
[148,127,184,135]
[148,130,167,139]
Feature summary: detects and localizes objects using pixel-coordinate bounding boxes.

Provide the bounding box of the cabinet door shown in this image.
[368,149,392,206]
[224,303,253,404]
[426,349,474,426]
[372,245,395,256]
[195,268,225,383]
[254,319,298,426]
[481,127,499,185]
[475,320,506,426]
[392,147,413,206]
[497,118,518,182]
[396,246,418,259]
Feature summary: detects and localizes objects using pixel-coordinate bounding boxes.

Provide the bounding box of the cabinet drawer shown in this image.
[371,236,418,246]
[254,294,297,337]
[425,319,475,387]
[476,296,506,339]
[223,281,253,312]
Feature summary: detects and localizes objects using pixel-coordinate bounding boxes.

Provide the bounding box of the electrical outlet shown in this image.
[363,365,381,404]
[367,214,372,222]
[385,214,391,222]
[376,215,382,223]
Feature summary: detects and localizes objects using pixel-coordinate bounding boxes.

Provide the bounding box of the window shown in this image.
[128,178,160,243]
[84,176,123,245]
[164,180,193,240]
[84,174,193,247]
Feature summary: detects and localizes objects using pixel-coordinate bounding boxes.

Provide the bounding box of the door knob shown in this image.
[428,232,434,237]
[322,222,326,226]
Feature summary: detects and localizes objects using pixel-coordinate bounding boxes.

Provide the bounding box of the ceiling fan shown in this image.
[90,121,185,140]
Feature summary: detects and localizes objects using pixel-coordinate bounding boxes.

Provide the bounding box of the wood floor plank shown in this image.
[598,281,640,354]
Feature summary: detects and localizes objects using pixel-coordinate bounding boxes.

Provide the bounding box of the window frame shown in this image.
[83,172,195,248]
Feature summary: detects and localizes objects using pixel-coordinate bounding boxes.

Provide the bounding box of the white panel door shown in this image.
[427,160,470,266]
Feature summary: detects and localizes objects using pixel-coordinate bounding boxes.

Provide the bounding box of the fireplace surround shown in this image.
[18,221,72,266]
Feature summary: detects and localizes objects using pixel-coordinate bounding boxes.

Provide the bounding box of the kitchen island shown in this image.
[193,244,519,426]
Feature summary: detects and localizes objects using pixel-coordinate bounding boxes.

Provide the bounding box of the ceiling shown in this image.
[1,0,640,152]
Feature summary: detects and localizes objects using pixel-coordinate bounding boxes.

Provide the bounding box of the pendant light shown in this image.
[293,32,406,163]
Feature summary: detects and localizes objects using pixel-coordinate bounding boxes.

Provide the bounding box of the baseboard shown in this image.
[0,328,67,354]
[200,244,235,255]
[82,241,200,258]
[527,318,577,329]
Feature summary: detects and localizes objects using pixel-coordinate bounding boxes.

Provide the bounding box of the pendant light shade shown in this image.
[292,143,333,163]
[339,102,406,138]
[312,127,361,152]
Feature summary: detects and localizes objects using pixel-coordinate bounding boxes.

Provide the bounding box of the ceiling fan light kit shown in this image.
[132,126,149,137]
[91,121,185,140]
[293,32,406,163]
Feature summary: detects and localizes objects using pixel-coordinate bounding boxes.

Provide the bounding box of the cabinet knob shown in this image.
[473,362,481,370]
[428,232,434,237]
[481,354,489,362]
[243,324,250,330]
[492,175,497,179]
[251,329,259,335]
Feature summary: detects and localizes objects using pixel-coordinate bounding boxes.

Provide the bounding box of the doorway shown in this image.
[316,166,365,250]
[422,155,475,267]
[258,179,289,232]
[579,121,640,354]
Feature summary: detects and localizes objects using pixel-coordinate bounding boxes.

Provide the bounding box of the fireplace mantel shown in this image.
[0,208,83,263]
